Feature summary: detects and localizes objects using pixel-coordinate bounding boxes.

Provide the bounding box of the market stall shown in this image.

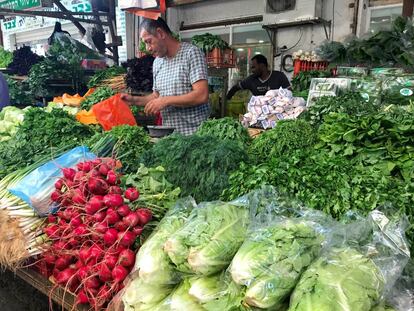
[1,7,414,311]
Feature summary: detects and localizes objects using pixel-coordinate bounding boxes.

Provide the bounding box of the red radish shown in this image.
[92,158,102,166]
[132,226,144,236]
[47,214,57,223]
[77,162,85,171]
[50,190,61,202]
[55,256,71,270]
[112,265,129,283]
[106,170,117,185]
[88,178,109,195]
[70,216,83,228]
[109,186,123,194]
[76,290,89,304]
[62,168,76,181]
[117,205,131,217]
[90,169,100,177]
[73,171,86,183]
[89,245,104,263]
[124,187,139,202]
[54,178,64,190]
[72,189,86,205]
[118,231,137,247]
[136,208,152,225]
[98,164,109,176]
[74,224,88,236]
[77,266,89,279]
[114,221,128,232]
[69,237,79,247]
[44,225,60,239]
[89,195,104,210]
[79,247,91,264]
[82,161,93,172]
[54,240,70,251]
[62,208,74,221]
[103,228,119,246]
[85,203,98,215]
[105,209,120,225]
[103,194,123,208]
[74,260,84,270]
[43,253,56,265]
[94,222,108,234]
[98,263,113,282]
[84,276,101,289]
[56,268,77,285]
[118,249,135,267]
[103,255,118,269]
[93,211,106,223]
[123,212,140,227]
[97,284,111,301]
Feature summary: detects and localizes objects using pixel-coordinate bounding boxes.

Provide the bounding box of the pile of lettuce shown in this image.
[0,106,26,142]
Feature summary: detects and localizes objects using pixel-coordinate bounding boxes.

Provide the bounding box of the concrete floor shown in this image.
[0,269,60,311]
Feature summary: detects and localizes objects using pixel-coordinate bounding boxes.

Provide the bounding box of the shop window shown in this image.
[266,0,296,13]
[367,4,402,33]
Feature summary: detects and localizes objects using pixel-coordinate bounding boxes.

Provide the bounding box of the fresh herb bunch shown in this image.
[48,35,102,63]
[108,125,152,174]
[302,92,380,126]
[122,55,155,93]
[191,33,230,53]
[291,70,330,92]
[27,58,83,97]
[0,108,95,178]
[140,134,248,202]
[196,117,251,146]
[87,66,126,89]
[7,46,43,75]
[4,75,34,106]
[0,46,13,68]
[80,86,115,110]
[249,119,317,164]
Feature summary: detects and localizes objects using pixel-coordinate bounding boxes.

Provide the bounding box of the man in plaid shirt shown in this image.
[121,17,210,135]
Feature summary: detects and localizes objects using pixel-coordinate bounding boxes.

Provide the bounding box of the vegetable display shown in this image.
[229,220,324,309]
[191,33,230,53]
[81,87,115,110]
[164,202,249,275]
[140,134,248,202]
[7,46,43,76]
[0,46,13,68]
[288,248,384,311]
[41,158,152,310]
[87,66,126,89]
[0,108,95,179]
[196,117,251,147]
[0,106,26,142]
[123,55,155,93]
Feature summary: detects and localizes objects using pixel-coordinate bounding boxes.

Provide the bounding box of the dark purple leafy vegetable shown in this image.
[7,46,43,76]
[122,55,154,93]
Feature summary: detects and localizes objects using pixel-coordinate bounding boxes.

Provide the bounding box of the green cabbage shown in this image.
[133,199,195,285]
[0,106,25,141]
[164,202,250,275]
[230,220,323,309]
[288,248,385,311]
[122,278,172,310]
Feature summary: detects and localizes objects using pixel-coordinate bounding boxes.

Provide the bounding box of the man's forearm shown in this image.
[226,84,241,100]
[162,89,208,108]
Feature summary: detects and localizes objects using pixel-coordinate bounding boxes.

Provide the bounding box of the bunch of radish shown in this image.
[39,158,152,310]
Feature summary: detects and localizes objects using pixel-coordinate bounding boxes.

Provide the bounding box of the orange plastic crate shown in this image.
[207,48,236,68]
[293,59,329,76]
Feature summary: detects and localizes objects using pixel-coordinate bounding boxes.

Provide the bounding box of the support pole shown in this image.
[402,0,413,18]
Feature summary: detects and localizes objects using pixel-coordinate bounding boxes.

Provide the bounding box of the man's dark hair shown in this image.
[140,17,173,36]
[251,54,268,66]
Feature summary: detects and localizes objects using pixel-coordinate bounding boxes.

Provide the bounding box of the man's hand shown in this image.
[144,97,168,115]
[120,93,145,106]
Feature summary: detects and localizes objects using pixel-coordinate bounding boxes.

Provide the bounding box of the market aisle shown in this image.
[0,269,58,311]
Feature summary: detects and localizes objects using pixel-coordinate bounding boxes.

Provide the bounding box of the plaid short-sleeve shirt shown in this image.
[153,42,210,135]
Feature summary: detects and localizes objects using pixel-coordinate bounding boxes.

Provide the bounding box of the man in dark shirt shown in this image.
[226,54,290,100]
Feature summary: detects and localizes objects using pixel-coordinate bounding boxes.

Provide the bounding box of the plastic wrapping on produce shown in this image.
[228,210,333,310]
[163,200,250,275]
[8,146,96,216]
[108,198,196,311]
[288,209,411,311]
[384,261,414,311]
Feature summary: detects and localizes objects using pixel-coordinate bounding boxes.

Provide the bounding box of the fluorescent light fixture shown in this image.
[255,52,261,55]
[259,40,264,43]
[237,48,245,51]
